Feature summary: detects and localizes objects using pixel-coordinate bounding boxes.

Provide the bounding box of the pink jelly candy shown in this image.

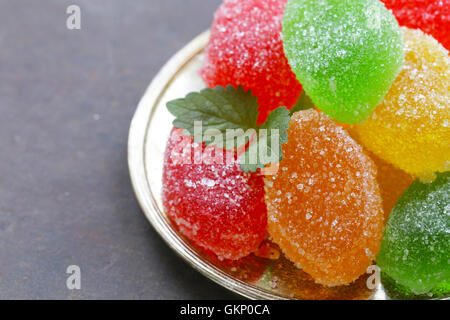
[200,0,303,123]
[162,128,267,260]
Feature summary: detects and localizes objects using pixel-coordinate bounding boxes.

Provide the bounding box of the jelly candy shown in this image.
[366,152,413,220]
[200,0,302,123]
[282,0,404,124]
[382,0,450,50]
[162,128,267,260]
[348,129,414,219]
[265,109,384,286]
[351,28,450,181]
[377,172,450,295]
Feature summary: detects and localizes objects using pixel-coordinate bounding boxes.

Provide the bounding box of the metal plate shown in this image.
[128,31,445,300]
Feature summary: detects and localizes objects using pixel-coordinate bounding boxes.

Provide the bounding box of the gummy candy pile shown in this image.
[161,0,449,295]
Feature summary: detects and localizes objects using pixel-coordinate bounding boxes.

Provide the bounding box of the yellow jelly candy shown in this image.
[351,28,450,181]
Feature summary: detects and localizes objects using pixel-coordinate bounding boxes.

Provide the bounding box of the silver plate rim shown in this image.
[128,31,288,300]
[127,31,448,301]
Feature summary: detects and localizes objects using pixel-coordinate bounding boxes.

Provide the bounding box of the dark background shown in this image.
[0,0,240,299]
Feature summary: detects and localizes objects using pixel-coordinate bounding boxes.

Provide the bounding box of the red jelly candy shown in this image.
[162,128,267,260]
[200,0,303,123]
[382,0,450,50]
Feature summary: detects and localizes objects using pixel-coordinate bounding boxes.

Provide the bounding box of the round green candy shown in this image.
[377,172,450,295]
[282,0,404,124]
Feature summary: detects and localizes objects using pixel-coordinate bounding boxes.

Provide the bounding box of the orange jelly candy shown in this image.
[265,109,384,286]
[364,151,413,220]
[348,129,414,220]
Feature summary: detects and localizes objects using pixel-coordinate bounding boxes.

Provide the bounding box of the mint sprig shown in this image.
[166,85,291,173]
[167,85,258,149]
[240,106,290,172]
[289,90,315,115]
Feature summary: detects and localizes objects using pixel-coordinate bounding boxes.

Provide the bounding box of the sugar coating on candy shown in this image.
[377,172,450,295]
[282,0,404,124]
[162,128,267,260]
[200,0,302,123]
[265,109,384,286]
[382,0,450,50]
[348,129,414,219]
[365,152,413,220]
[352,28,450,181]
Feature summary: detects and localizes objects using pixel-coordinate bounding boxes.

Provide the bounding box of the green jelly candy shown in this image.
[377,172,450,295]
[282,0,404,124]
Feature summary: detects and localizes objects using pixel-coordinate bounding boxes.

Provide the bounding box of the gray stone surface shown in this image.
[0,0,239,299]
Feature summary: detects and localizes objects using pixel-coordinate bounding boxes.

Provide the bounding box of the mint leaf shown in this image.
[239,107,290,172]
[260,106,290,148]
[290,90,315,115]
[166,85,290,173]
[166,85,258,148]
[239,141,262,173]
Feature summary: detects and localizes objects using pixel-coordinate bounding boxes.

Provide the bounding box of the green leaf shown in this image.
[261,106,290,147]
[166,85,258,148]
[289,90,315,115]
[166,85,291,173]
[239,107,290,172]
